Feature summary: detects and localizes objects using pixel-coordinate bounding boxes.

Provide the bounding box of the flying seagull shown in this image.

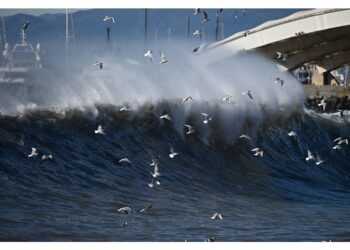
[202,11,210,23]
[140,204,153,213]
[242,90,253,100]
[222,94,232,103]
[150,156,160,166]
[93,61,103,70]
[211,213,223,220]
[306,150,315,161]
[333,144,342,150]
[144,49,153,62]
[120,106,132,112]
[95,124,105,135]
[184,124,195,135]
[276,52,288,61]
[159,51,168,64]
[251,148,263,157]
[160,114,172,121]
[333,137,343,143]
[316,155,324,166]
[239,134,252,141]
[119,158,132,164]
[288,131,298,137]
[117,207,133,214]
[338,138,348,145]
[193,30,202,36]
[192,46,200,53]
[148,178,161,188]
[182,96,193,105]
[194,8,201,15]
[103,16,115,23]
[318,99,326,111]
[28,147,38,158]
[206,236,215,242]
[201,113,212,124]
[274,77,284,87]
[338,109,344,118]
[42,154,53,160]
[22,21,31,31]
[151,163,160,178]
[169,144,179,159]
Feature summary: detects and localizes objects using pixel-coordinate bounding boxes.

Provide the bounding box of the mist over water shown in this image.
[1,39,305,144]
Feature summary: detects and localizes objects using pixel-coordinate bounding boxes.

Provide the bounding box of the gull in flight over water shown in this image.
[333,144,342,150]
[318,99,326,111]
[148,178,161,188]
[275,77,284,87]
[211,213,223,220]
[338,138,348,145]
[193,30,202,36]
[222,94,232,103]
[288,131,298,137]
[306,150,315,161]
[120,106,131,112]
[316,155,324,166]
[239,134,252,141]
[192,46,200,53]
[184,124,195,135]
[201,113,212,124]
[202,11,210,23]
[338,109,344,118]
[28,147,38,158]
[93,61,103,70]
[151,163,160,178]
[169,144,179,158]
[242,90,253,100]
[333,137,343,143]
[117,207,134,214]
[182,96,193,105]
[42,154,53,160]
[159,51,168,64]
[119,158,132,164]
[140,204,153,213]
[103,16,115,23]
[150,156,160,166]
[276,51,288,61]
[194,8,201,15]
[144,49,153,62]
[206,236,215,242]
[160,114,172,121]
[95,124,105,135]
[251,148,263,157]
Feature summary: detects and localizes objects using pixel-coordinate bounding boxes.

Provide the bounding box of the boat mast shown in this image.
[187,16,190,40]
[66,9,69,58]
[144,9,148,45]
[1,12,6,45]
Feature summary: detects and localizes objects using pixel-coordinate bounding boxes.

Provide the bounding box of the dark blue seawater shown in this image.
[1,105,350,241]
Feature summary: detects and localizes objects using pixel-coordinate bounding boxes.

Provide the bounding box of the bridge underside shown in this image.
[253,25,350,85]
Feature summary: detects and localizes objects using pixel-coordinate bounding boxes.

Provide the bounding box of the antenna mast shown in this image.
[144,9,148,44]
[1,12,6,45]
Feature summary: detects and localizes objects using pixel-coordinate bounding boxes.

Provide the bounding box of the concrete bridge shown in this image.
[202,9,350,86]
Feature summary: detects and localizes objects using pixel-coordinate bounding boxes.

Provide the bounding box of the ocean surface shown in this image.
[1,104,350,241]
